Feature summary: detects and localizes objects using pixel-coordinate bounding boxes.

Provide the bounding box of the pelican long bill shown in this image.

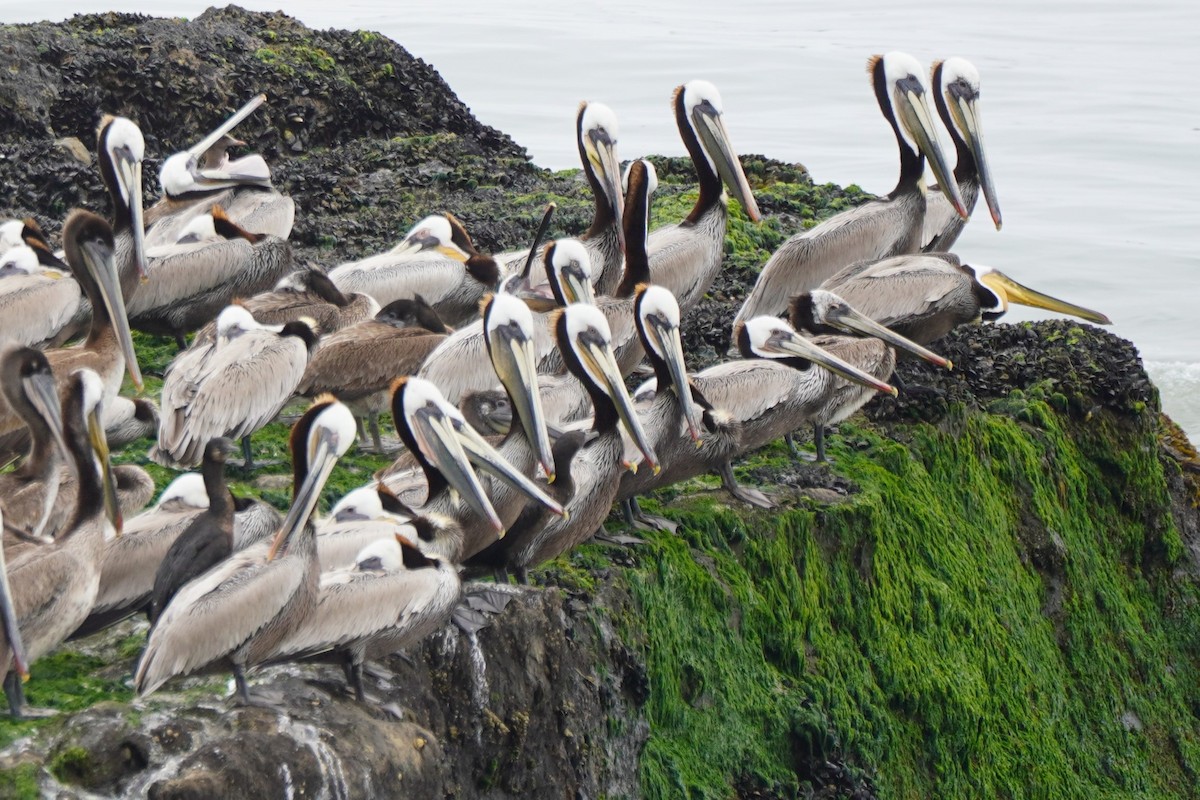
[895,77,968,219]
[691,99,761,223]
[576,325,660,473]
[980,270,1112,325]
[761,322,898,397]
[81,234,142,390]
[824,302,954,370]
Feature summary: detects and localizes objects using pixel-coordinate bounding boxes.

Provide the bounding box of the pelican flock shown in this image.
[0,48,1115,726]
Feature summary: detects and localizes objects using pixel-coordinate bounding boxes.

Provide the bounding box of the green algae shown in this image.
[560,404,1200,799]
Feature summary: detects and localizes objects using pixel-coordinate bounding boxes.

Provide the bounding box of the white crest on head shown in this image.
[0,220,25,251]
[175,213,218,244]
[632,377,656,404]
[156,472,209,509]
[622,159,659,196]
[158,151,194,197]
[330,485,384,520]
[312,401,358,459]
[880,51,929,155]
[564,302,613,345]
[403,377,463,423]
[550,238,592,278]
[744,316,795,355]
[580,102,619,141]
[404,214,453,247]
[354,536,404,572]
[105,117,145,161]
[805,289,844,324]
[639,285,681,328]
[215,305,260,338]
[683,80,724,115]
[0,245,39,274]
[940,57,981,94]
[486,291,533,337]
[74,368,105,418]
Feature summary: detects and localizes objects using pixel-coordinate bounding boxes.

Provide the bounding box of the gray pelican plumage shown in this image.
[0,211,141,464]
[417,238,591,407]
[192,267,380,346]
[507,303,659,571]
[153,305,318,468]
[498,102,626,295]
[135,398,357,702]
[647,80,760,315]
[385,377,564,561]
[0,507,31,697]
[733,52,968,327]
[267,533,460,702]
[315,484,423,570]
[3,368,120,717]
[131,205,294,348]
[922,58,1002,252]
[329,213,501,327]
[146,94,295,244]
[101,396,159,449]
[820,253,1111,346]
[298,296,449,451]
[0,343,72,544]
[0,246,82,348]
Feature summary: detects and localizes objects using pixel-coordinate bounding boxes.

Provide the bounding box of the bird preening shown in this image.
[0,50,1114,716]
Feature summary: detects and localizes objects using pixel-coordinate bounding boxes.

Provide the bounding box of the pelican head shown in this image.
[353,536,405,572]
[932,57,1001,229]
[622,158,659,198]
[97,115,147,279]
[677,80,760,222]
[391,377,505,533]
[376,295,449,332]
[68,367,121,536]
[160,94,270,197]
[0,343,70,466]
[0,245,40,276]
[555,303,659,473]
[155,472,210,510]
[268,398,357,560]
[483,292,555,480]
[578,101,626,253]
[736,317,898,396]
[544,238,595,306]
[790,290,953,370]
[870,52,967,218]
[330,485,409,524]
[393,214,465,260]
[966,264,1112,325]
[62,210,142,389]
[635,285,704,443]
[0,220,25,251]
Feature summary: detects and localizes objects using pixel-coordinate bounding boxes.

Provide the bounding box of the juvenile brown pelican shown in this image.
[0,343,71,544]
[647,80,761,315]
[3,368,119,717]
[76,471,282,638]
[499,102,626,295]
[820,253,1112,345]
[135,398,357,702]
[267,533,460,702]
[102,397,159,449]
[507,303,659,571]
[148,438,240,622]
[922,58,1002,251]
[130,206,293,348]
[153,305,318,468]
[0,211,141,462]
[298,296,449,451]
[0,246,82,348]
[733,52,968,327]
[147,95,294,243]
[192,267,379,346]
[0,508,30,695]
[329,214,501,326]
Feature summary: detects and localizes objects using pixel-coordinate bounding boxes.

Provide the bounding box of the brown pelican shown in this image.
[498,102,626,295]
[147,438,240,623]
[192,267,379,346]
[328,213,501,327]
[315,484,423,570]
[0,211,141,463]
[0,246,82,348]
[733,52,968,327]
[0,507,30,696]
[135,398,357,702]
[77,471,281,638]
[386,377,564,561]
[130,205,294,348]
[820,253,1111,346]
[417,239,591,406]
[0,343,71,544]
[504,303,659,571]
[647,80,760,315]
[146,94,294,244]
[96,116,148,288]
[922,58,1002,251]
[102,397,159,449]
[267,533,460,702]
[3,368,120,717]
[153,305,318,468]
[297,296,449,451]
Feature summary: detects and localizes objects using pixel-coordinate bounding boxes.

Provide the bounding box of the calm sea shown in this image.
[7,1,1198,439]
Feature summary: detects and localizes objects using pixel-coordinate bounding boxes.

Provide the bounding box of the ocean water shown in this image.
[7,1,1198,439]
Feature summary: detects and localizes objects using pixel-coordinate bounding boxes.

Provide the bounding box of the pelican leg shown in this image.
[233,665,251,705]
[174,333,188,351]
[348,657,367,704]
[492,566,510,585]
[241,436,255,471]
[4,672,56,719]
[514,566,530,586]
[783,433,801,458]
[355,416,367,445]
[718,460,775,509]
[620,496,676,533]
[368,412,383,454]
[813,424,828,464]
